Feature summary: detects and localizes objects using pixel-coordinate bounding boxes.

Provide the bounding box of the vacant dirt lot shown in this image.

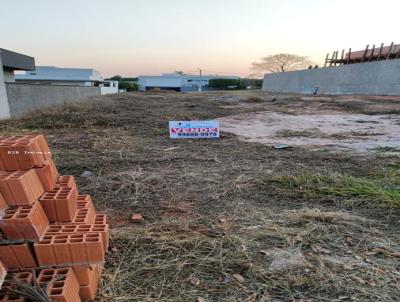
[1,91,399,301]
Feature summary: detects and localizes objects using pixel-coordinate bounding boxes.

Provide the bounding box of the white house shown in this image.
[15,66,104,87]
[100,80,119,95]
[138,73,239,92]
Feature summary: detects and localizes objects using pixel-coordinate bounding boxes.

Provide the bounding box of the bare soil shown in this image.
[220,111,400,152]
[1,91,399,302]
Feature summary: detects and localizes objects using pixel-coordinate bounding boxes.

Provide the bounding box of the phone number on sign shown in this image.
[177,132,218,137]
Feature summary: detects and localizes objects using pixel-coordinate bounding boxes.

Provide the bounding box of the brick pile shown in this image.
[0,134,109,301]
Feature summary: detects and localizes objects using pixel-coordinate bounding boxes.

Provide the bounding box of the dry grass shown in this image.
[0,91,399,301]
[98,207,399,301]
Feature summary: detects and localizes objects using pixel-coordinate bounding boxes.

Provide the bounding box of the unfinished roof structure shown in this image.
[325,42,400,66]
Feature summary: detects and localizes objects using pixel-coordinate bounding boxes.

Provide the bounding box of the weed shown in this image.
[262,172,400,207]
[374,146,400,153]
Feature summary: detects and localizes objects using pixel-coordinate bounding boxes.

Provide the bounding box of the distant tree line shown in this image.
[107,75,139,91]
[208,78,262,90]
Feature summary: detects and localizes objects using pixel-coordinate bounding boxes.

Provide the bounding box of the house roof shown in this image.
[15,66,103,82]
[0,48,35,71]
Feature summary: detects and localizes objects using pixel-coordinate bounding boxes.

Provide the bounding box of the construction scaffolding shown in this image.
[324,42,400,67]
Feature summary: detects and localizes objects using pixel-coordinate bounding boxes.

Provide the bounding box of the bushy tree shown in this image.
[208,79,246,90]
[119,81,138,91]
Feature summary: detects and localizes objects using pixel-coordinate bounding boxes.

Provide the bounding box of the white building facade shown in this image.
[138,73,239,92]
[100,80,119,95]
[15,66,104,87]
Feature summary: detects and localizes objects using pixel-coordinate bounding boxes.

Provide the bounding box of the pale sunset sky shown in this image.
[1,0,399,77]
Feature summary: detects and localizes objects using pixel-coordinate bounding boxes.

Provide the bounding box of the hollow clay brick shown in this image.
[0,243,37,269]
[37,268,80,302]
[79,265,102,301]
[0,193,7,210]
[0,202,49,241]
[59,207,96,225]
[35,233,104,267]
[39,187,77,222]
[56,176,77,191]
[0,271,33,302]
[46,223,109,251]
[72,264,103,286]
[77,195,95,213]
[0,135,51,171]
[34,159,59,191]
[0,170,44,206]
[0,260,6,289]
[94,214,107,225]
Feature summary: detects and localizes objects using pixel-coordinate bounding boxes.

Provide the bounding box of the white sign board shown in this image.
[169,121,220,139]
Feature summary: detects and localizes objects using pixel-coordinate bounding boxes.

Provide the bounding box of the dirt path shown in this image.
[1,91,399,301]
[220,111,400,152]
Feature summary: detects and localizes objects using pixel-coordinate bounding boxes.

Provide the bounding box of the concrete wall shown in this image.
[3,71,15,83]
[6,83,100,118]
[100,86,118,95]
[262,59,400,95]
[0,55,11,120]
[101,80,119,95]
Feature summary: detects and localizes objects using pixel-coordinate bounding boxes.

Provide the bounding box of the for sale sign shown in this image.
[169,121,220,139]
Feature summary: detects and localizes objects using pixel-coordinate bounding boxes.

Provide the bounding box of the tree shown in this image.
[209,79,246,90]
[108,75,123,81]
[251,53,313,73]
[119,81,138,91]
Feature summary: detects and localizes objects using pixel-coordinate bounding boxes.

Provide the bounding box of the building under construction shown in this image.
[263,41,400,95]
[325,42,400,66]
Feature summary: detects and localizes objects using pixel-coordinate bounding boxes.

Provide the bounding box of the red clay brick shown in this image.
[79,265,102,301]
[46,223,109,251]
[0,202,49,241]
[0,243,37,269]
[94,214,107,225]
[0,170,44,206]
[0,193,7,209]
[60,207,96,225]
[0,261,6,289]
[37,268,80,302]
[0,296,25,301]
[39,187,77,222]
[34,159,59,191]
[77,195,95,213]
[34,233,104,266]
[131,213,144,223]
[33,236,56,266]
[72,265,103,286]
[0,135,51,171]
[56,175,77,191]
[0,271,33,302]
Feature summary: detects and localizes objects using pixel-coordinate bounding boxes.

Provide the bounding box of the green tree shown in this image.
[108,75,123,81]
[208,79,246,90]
[119,81,138,92]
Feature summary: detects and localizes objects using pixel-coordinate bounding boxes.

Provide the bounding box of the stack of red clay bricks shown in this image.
[0,134,109,301]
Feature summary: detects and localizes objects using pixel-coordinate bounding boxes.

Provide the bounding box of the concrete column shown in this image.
[0,52,11,120]
[3,71,15,83]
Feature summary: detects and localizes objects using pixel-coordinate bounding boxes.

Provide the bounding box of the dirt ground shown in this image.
[220,111,400,152]
[1,91,399,301]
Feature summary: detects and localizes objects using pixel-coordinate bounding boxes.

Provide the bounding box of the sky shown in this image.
[1,0,400,78]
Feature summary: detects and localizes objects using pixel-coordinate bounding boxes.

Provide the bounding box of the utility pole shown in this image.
[198,69,202,92]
